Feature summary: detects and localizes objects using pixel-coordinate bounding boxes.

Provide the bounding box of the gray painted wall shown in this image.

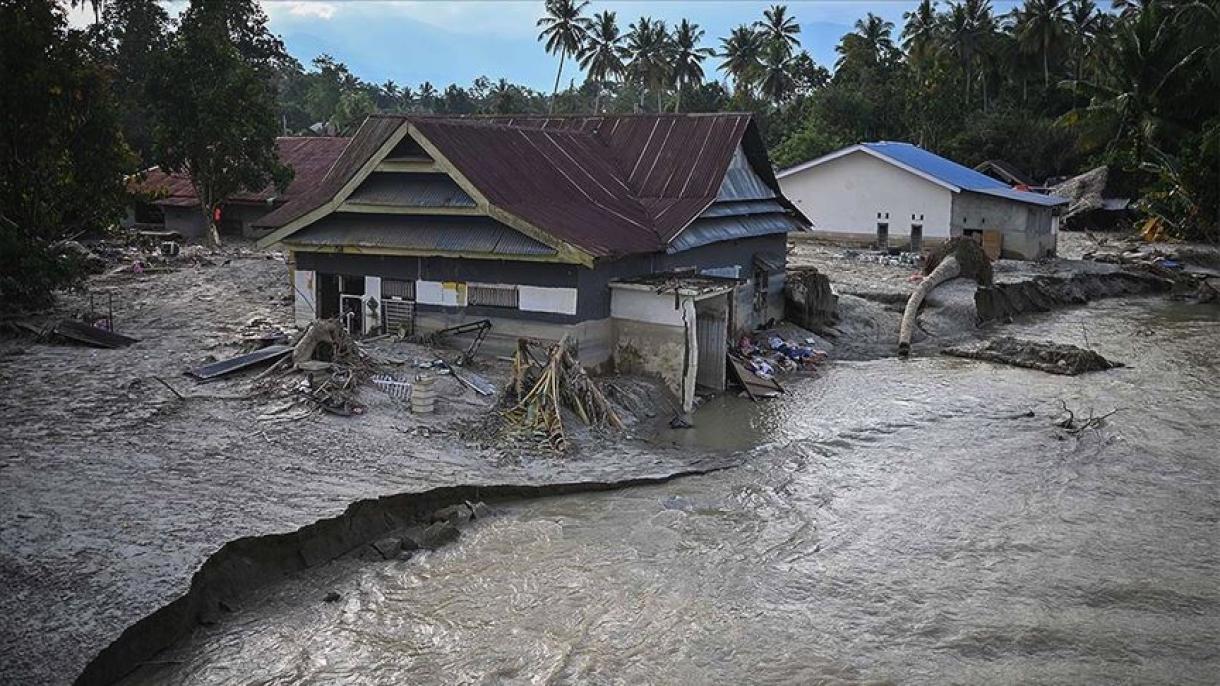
[949,192,1056,259]
[294,232,788,329]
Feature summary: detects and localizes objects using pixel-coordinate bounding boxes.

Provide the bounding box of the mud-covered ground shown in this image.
[0,250,723,686]
[0,232,1197,684]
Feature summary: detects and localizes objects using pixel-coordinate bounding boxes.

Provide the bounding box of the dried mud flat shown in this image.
[0,251,728,686]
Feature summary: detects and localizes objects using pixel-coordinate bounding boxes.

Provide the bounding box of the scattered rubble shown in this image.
[943,337,1123,375]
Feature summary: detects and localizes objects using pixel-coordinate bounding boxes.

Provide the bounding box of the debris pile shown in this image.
[844,248,922,267]
[500,337,624,452]
[254,319,375,416]
[735,333,828,379]
[943,336,1122,375]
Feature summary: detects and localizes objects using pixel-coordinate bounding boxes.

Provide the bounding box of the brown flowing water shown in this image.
[123,298,1220,685]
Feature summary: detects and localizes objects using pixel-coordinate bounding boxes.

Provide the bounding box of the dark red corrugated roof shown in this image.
[128,136,350,208]
[258,113,784,258]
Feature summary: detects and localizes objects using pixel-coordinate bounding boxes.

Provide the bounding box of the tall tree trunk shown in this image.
[897,256,961,356]
[656,81,663,113]
[1043,34,1050,89]
[675,83,682,113]
[594,82,602,114]
[549,48,566,114]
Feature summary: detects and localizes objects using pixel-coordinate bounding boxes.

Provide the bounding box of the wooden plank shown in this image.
[982,230,1003,260]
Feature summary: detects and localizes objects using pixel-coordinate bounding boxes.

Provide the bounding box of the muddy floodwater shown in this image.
[123,298,1219,685]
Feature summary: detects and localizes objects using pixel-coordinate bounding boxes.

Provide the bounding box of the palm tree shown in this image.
[718,25,763,96]
[758,40,796,102]
[1015,0,1067,88]
[1065,3,1202,160]
[836,14,896,77]
[1065,0,1102,98]
[623,16,673,112]
[417,81,437,113]
[903,0,941,69]
[537,0,591,113]
[578,10,625,113]
[755,4,801,57]
[943,0,994,105]
[670,19,714,112]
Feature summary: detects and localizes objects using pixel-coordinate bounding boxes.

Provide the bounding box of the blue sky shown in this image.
[69,1,1022,90]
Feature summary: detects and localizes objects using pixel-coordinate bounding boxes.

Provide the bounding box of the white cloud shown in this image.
[263,1,340,20]
[371,0,540,37]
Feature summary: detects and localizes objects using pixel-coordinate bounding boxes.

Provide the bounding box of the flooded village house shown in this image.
[255,113,808,411]
[126,137,351,240]
[777,142,1067,259]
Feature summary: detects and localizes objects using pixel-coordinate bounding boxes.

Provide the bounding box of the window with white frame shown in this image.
[467,283,519,309]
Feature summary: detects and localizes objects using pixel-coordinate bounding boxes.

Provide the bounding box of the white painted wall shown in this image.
[610,288,686,326]
[416,280,466,307]
[518,285,578,315]
[778,151,955,239]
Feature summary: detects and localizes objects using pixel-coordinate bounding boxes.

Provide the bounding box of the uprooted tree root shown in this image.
[1055,399,1119,436]
[254,319,374,416]
[500,337,624,452]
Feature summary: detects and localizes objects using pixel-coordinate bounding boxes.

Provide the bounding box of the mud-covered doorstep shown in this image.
[975,270,1173,322]
[76,466,734,686]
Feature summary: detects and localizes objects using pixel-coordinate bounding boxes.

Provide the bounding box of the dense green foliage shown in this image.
[1,0,1215,310]
[148,0,289,247]
[261,1,1217,240]
[0,0,134,308]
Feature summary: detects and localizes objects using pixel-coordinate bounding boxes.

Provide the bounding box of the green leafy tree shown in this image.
[623,16,673,112]
[96,0,170,166]
[758,40,796,102]
[755,4,801,57]
[1014,0,1067,88]
[718,25,763,96]
[578,10,625,113]
[148,0,289,248]
[0,0,134,309]
[670,19,714,112]
[537,0,591,113]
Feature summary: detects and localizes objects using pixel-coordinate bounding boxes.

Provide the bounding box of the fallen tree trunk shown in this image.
[898,256,960,357]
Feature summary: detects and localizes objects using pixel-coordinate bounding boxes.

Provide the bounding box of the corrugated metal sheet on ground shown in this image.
[346,173,475,208]
[287,213,556,256]
[669,213,803,254]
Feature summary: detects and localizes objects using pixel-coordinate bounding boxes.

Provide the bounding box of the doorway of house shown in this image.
[910,224,923,252]
[695,294,729,392]
[876,222,889,249]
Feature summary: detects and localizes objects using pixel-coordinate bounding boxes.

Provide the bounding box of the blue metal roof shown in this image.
[862,142,1067,207]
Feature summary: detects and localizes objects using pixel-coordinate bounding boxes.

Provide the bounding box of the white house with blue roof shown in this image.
[777,142,1069,260]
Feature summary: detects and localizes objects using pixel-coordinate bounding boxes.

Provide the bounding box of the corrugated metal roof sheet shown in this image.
[668,213,802,254]
[697,200,788,218]
[286,213,555,256]
[346,173,475,207]
[129,137,350,208]
[260,113,806,258]
[256,117,401,228]
[862,142,1067,207]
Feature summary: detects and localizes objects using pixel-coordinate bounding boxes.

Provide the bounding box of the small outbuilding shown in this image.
[777,142,1068,260]
[255,113,808,411]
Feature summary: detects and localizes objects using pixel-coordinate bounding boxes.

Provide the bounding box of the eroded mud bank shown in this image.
[76,464,735,686]
[976,270,1173,322]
